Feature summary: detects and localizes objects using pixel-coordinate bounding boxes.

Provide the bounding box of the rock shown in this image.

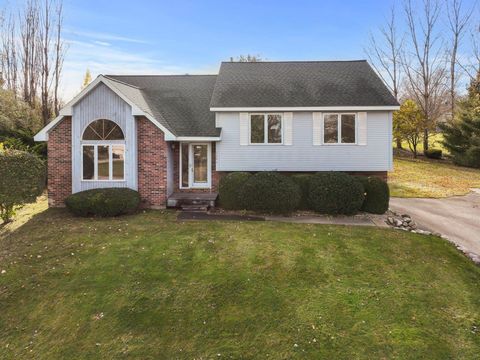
[410,222,417,229]
[394,219,403,227]
[401,214,410,218]
[404,217,412,223]
[387,216,394,225]
[402,221,409,227]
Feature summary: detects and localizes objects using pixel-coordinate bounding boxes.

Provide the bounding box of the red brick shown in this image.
[47,117,72,207]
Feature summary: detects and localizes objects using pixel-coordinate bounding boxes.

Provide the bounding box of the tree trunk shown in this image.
[423,129,429,152]
[396,138,403,149]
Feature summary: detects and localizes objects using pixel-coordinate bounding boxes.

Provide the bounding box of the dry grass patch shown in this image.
[390,157,480,198]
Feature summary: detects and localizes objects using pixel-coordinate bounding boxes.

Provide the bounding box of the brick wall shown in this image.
[137,116,168,208]
[172,142,220,193]
[47,117,72,207]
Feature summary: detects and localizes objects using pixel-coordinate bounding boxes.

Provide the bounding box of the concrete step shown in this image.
[181,204,209,212]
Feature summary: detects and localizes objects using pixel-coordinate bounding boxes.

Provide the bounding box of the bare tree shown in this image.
[1,0,65,124]
[459,23,480,83]
[53,0,64,115]
[446,0,472,117]
[230,54,263,62]
[402,0,448,151]
[365,3,403,147]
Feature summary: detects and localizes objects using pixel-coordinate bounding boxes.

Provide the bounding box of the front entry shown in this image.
[180,142,211,189]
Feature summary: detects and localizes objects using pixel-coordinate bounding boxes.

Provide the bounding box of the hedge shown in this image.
[308,172,364,215]
[65,188,140,217]
[424,148,442,159]
[290,174,312,210]
[0,149,45,223]
[242,172,300,214]
[218,172,252,210]
[356,176,390,214]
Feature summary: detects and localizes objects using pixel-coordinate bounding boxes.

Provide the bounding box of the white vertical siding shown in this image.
[215,111,393,171]
[72,83,137,193]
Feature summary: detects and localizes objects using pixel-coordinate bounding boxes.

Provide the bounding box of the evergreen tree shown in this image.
[440,70,480,168]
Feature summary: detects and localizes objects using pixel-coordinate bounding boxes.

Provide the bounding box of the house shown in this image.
[34,60,400,208]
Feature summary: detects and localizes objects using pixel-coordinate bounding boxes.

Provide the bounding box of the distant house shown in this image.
[35,60,399,208]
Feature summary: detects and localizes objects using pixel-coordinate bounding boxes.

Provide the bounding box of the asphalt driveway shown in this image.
[390,190,480,263]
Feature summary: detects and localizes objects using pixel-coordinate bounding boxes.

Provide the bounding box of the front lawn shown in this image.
[390,156,480,198]
[1,202,479,359]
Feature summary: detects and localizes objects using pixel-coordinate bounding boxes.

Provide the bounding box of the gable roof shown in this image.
[105,75,220,137]
[210,60,399,109]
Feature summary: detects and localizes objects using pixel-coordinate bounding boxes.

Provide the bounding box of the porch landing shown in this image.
[167,192,218,208]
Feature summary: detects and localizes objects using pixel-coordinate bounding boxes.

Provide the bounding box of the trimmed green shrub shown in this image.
[308,172,365,215]
[65,188,140,217]
[291,174,312,210]
[218,172,252,210]
[243,172,300,214]
[356,176,390,214]
[0,149,45,223]
[424,148,442,159]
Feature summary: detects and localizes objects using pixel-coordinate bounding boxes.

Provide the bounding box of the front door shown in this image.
[180,142,211,189]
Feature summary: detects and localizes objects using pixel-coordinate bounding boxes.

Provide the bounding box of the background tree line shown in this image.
[0,0,65,157]
[366,0,479,161]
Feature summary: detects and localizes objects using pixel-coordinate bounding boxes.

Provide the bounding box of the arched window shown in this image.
[82,119,125,181]
[82,119,124,140]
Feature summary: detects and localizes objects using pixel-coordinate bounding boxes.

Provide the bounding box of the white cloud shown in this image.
[59,37,218,101]
[64,28,149,44]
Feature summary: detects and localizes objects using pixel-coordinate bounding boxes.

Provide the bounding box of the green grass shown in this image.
[390,156,480,198]
[1,201,480,359]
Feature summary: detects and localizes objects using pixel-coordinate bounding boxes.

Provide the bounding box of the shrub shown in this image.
[65,188,140,217]
[356,176,390,214]
[424,148,442,159]
[0,149,45,223]
[308,172,364,215]
[242,172,300,214]
[290,174,312,210]
[218,172,252,210]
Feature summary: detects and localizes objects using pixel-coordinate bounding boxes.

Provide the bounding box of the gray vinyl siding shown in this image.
[72,83,137,193]
[215,111,393,172]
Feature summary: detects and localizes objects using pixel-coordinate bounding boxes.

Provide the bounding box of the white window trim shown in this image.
[81,143,126,182]
[322,113,358,145]
[179,142,212,189]
[248,113,284,145]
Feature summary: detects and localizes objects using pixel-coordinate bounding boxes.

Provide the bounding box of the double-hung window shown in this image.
[82,119,125,181]
[250,113,282,144]
[323,113,356,144]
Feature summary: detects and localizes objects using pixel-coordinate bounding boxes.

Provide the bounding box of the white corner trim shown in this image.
[34,75,177,141]
[210,106,400,112]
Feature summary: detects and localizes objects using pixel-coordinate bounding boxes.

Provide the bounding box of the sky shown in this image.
[3,0,479,100]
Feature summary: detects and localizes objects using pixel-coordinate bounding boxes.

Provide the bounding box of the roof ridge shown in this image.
[222,60,368,64]
[106,74,218,78]
[103,75,142,89]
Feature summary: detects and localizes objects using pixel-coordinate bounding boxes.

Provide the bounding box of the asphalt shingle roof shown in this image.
[210,60,399,108]
[105,74,219,137]
[105,61,397,137]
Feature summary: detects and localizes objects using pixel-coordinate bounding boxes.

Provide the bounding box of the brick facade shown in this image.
[47,117,72,207]
[137,116,168,208]
[172,142,221,193]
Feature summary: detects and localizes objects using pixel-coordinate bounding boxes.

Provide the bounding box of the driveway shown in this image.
[390,191,480,263]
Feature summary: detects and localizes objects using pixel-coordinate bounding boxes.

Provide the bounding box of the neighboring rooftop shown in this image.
[210,60,399,108]
[105,74,219,137]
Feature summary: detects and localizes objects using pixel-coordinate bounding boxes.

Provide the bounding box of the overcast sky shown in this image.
[3,0,479,100]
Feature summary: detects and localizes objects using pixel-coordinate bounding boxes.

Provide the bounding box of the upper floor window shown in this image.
[250,113,282,144]
[324,113,356,144]
[82,119,125,181]
[82,119,124,140]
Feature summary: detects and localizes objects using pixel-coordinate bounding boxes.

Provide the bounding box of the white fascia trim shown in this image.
[175,136,221,142]
[34,115,64,141]
[34,75,177,141]
[210,106,400,112]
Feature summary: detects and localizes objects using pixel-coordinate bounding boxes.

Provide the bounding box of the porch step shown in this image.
[181,204,209,212]
[167,192,218,208]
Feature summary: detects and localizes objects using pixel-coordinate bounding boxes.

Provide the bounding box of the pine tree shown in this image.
[440,70,480,168]
[82,69,92,89]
